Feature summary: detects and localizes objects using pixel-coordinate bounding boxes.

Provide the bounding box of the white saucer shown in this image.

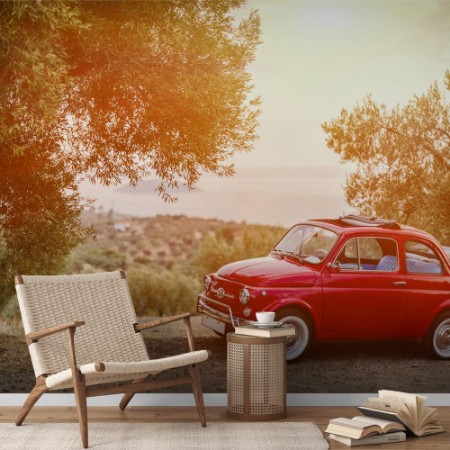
[250,321,283,329]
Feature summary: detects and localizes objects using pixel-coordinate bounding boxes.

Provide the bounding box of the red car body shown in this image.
[197,216,450,360]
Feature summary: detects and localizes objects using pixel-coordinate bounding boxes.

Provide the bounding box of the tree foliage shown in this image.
[0,1,88,305]
[64,1,261,197]
[190,232,237,278]
[322,72,450,244]
[0,1,261,304]
[190,225,286,278]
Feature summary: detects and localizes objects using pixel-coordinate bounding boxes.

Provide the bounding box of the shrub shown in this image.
[127,265,201,317]
[189,225,286,280]
[64,240,126,273]
[0,294,21,323]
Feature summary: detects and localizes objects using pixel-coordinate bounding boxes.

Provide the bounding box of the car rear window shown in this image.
[405,240,443,274]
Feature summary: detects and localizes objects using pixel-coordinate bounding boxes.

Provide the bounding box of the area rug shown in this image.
[0,422,329,449]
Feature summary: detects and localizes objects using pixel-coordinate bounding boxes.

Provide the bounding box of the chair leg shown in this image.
[119,376,149,411]
[66,326,88,448]
[16,376,48,426]
[119,391,135,411]
[73,372,88,449]
[188,364,207,427]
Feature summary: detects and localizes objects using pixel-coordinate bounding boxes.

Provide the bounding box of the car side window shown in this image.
[343,239,357,258]
[336,237,398,271]
[405,240,443,274]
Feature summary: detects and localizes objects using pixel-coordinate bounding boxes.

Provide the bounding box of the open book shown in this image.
[328,431,406,447]
[358,390,445,437]
[325,416,405,439]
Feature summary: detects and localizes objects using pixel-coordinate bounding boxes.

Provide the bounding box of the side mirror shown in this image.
[327,261,341,272]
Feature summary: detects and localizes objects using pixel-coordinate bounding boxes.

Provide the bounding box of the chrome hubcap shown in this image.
[280,316,309,360]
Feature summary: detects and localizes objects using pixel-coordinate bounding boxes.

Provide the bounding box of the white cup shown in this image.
[256,311,275,324]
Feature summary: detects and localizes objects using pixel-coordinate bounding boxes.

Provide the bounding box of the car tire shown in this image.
[425,312,450,359]
[276,309,313,361]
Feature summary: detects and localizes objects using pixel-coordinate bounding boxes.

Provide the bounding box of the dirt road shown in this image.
[1,316,450,393]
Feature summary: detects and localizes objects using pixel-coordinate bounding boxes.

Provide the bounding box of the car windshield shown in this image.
[272,224,338,264]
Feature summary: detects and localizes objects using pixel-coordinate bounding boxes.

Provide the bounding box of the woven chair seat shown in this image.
[46,350,209,390]
[15,271,210,448]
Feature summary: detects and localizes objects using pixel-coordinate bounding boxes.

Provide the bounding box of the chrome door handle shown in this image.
[392,281,407,286]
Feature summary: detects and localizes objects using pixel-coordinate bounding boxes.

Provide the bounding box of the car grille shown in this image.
[209,278,242,304]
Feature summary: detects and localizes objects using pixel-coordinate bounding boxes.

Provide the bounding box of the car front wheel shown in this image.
[425,312,450,359]
[276,309,312,361]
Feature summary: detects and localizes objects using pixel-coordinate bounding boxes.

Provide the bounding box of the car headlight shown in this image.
[239,288,250,305]
[203,275,212,291]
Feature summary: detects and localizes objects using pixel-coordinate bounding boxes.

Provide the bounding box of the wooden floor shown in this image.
[1,406,449,449]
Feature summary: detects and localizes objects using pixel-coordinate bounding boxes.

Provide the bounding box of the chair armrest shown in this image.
[27,321,86,394]
[26,321,85,345]
[134,313,199,352]
[134,313,195,332]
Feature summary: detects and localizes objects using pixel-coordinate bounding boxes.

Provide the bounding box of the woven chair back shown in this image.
[16,271,149,378]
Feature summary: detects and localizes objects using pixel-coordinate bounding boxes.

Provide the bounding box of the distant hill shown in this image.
[80,209,272,269]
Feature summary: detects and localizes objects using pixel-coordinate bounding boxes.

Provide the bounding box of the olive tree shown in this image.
[322,73,450,243]
[0,1,88,306]
[0,0,261,305]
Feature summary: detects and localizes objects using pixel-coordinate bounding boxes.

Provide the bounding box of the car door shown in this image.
[402,238,450,336]
[322,236,408,335]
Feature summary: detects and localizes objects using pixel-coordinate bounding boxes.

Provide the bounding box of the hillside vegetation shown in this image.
[61,210,286,316]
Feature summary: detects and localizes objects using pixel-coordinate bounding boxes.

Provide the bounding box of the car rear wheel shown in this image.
[276,309,313,361]
[425,312,450,359]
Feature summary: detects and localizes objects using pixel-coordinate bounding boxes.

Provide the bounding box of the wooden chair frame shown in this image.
[16,312,208,449]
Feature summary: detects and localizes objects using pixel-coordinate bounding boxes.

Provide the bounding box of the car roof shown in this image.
[304,215,436,240]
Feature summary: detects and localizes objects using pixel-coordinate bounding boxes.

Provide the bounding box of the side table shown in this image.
[226,332,287,420]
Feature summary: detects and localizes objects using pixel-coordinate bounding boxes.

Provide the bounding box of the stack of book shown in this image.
[234,323,295,338]
[325,416,406,447]
[326,390,445,447]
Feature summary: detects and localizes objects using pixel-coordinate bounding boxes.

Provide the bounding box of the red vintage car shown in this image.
[197,215,450,361]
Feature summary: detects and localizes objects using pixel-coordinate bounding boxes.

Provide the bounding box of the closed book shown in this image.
[328,431,406,447]
[234,324,295,338]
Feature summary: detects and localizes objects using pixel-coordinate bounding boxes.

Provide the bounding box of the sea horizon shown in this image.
[79,165,352,228]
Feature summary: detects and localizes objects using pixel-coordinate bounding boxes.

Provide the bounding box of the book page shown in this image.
[329,417,370,430]
[365,397,404,414]
[351,415,405,432]
[379,390,427,428]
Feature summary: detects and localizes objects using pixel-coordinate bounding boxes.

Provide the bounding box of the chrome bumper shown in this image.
[197,294,251,328]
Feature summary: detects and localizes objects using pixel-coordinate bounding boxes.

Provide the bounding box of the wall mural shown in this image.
[1,1,450,395]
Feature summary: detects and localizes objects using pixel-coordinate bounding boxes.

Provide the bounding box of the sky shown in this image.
[232,0,450,169]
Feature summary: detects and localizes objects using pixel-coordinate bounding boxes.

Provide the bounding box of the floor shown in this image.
[1,406,449,449]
